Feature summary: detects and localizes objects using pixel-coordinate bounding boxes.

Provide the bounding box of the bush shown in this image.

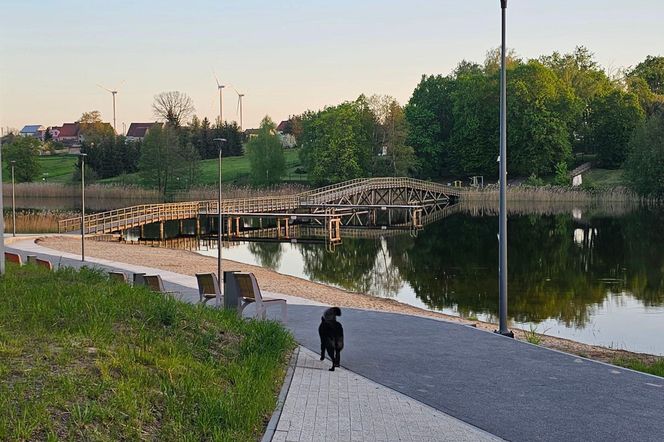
[553,161,571,186]
[624,112,664,198]
[524,173,545,186]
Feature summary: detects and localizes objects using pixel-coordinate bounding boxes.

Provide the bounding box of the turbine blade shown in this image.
[96,84,113,93]
[212,70,221,87]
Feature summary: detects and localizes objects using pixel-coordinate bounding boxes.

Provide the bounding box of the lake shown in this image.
[198,202,664,355]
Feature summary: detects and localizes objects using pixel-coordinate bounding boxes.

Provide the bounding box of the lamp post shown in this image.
[213,138,227,290]
[10,161,16,237]
[497,0,513,337]
[0,129,5,276]
[78,153,87,262]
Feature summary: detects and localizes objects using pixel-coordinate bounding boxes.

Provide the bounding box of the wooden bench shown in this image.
[235,272,287,322]
[108,271,128,283]
[144,275,180,298]
[4,252,23,266]
[195,273,222,306]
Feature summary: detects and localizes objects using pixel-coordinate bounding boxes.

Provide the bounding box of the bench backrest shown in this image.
[235,272,265,306]
[4,252,22,265]
[144,275,165,292]
[36,258,53,271]
[108,271,128,283]
[196,273,220,296]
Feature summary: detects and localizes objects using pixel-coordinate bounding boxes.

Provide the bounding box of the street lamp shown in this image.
[10,161,16,237]
[213,138,227,292]
[497,0,513,338]
[77,153,88,262]
[0,129,5,276]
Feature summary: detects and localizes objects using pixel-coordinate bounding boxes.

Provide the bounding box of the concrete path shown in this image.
[6,238,664,441]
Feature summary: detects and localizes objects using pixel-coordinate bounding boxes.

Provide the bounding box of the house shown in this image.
[55,123,81,146]
[19,125,46,140]
[244,128,260,140]
[276,119,297,148]
[125,122,161,142]
[48,126,61,139]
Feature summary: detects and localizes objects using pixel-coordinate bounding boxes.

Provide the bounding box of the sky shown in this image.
[1,0,662,133]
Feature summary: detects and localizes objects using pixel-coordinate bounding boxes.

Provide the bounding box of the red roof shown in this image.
[58,123,80,138]
[126,122,161,138]
[276,120,289,132]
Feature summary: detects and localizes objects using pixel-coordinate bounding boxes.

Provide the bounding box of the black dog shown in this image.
[318,307,344,371]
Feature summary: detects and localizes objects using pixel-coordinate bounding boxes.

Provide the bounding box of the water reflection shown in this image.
[216,202,664,354]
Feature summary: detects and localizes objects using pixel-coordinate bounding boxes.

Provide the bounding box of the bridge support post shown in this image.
[140,225,145,238]
[195,218,201,236]
[227,218,232,238]
[178,220,184,236]
[159,222,164,241]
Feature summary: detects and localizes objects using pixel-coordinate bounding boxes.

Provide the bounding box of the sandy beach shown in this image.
[37,235,659,365]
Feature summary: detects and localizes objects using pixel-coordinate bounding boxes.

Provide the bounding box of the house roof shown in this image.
[126,122,161,138]
[244,128,260,135]
[276,120,289,132]
[20,125,45,134]
[58,123,80,138]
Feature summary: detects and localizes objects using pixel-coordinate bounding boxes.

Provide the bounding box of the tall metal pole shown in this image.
[11,161,16,237]
[112,92,117,134]
[213,138,227,290]
[219,86,224,125]
[497,0,513,337]
[0,129,5,276]
[80,153,87,262]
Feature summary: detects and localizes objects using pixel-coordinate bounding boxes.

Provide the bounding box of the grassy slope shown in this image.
[0,264,294,441]
[2,156,78,184]
[613,358,664,378]
[583,168,624,187]
[101,148,305,186]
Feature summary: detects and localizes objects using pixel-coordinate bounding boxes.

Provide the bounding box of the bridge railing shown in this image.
[58,177,463,234]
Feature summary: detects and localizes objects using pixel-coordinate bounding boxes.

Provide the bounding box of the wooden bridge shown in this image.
[58,177,463,239]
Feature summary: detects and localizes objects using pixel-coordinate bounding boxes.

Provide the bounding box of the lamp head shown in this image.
[501,0,507,8]
[213,138,228,143]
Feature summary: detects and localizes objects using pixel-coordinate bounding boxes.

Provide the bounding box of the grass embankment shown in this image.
[0,264,294,440]
[583,168,624,188]
[614,358,664,378]
[2,156,77,184]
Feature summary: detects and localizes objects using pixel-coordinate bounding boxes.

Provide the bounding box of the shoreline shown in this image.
[34,235,662,366]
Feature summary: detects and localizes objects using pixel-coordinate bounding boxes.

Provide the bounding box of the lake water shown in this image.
[197,202,664,355]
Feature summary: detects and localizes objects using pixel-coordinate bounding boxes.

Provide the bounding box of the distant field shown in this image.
[101,147,305,186]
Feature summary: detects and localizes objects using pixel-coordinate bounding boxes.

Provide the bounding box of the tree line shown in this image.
[293,48,664,196]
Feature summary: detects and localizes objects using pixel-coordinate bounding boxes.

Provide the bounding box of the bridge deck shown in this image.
[59,177,463,235]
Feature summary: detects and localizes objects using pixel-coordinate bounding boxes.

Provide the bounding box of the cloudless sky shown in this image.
[1,0,662,132]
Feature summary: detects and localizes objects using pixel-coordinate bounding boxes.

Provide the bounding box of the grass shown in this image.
[0,264,294,440]
[101,148,305,187]
[613,358,664,378]
[524,324,543,345]
[2,156,78,184]
[583,168,625,188]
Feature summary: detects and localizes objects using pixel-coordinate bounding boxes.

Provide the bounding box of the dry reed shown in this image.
[460,184,643,203]
[2,210,77,233]
[174,183,310,201]
[2,183,161,200]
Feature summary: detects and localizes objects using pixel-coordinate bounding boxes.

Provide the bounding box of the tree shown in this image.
[2,136,41,182]
[79,110,115,142]
[246,116,285,186]
[152,91,195,127]
[404,74,456,177]
[586,90,645,168]
[624,112,664,197]
[300,98,374,185]
[629,55,664,94]
[139,124,184,195]
[368,95,415,176]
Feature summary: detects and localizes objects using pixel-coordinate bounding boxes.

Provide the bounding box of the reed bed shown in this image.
[174,183,310,201]
[2,210,78,233]
[2,182,161,200]
[461,184,645,203]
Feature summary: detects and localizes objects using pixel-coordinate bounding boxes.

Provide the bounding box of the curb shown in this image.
[261,346,299,442]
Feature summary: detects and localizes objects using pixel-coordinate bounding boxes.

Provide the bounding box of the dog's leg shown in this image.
[334,348,341,368]
[326,343,335,371]
[320,341,326,361]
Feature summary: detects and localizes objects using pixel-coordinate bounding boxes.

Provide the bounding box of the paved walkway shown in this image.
[6,237,664,441]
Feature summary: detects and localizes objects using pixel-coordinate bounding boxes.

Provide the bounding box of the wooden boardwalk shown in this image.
[58,177,463,235]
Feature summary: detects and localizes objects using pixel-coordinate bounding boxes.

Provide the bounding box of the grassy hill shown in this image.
[2,155,77,184]
[0,264,294,440]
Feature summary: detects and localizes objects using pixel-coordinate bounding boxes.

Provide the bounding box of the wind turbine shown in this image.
[213,71,225,125]
[97,84,118,133]
[231,85,244,130]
